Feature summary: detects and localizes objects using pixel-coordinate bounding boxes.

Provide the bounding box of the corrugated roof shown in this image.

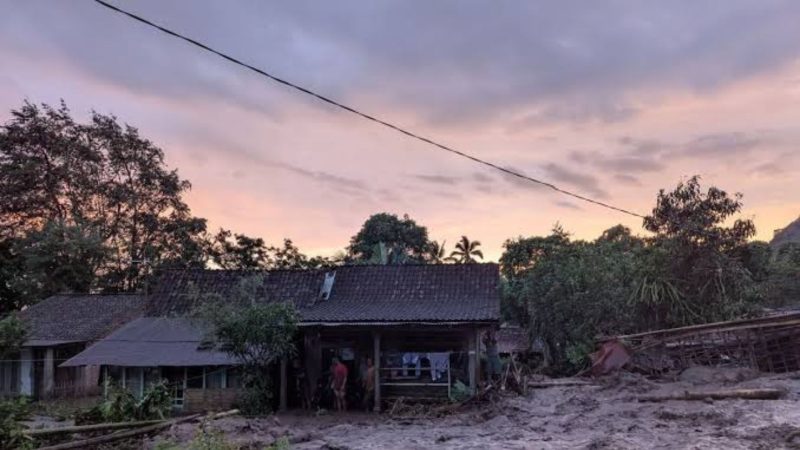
[19,294,147,345]
[148,264,500,323]
[60,317,237,367]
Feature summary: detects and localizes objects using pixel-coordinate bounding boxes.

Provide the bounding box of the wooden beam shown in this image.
[474,327,481,388]
[43,348,55,398]
[466,330,475,392]
[373,331,381,412]
[279,357,287,412]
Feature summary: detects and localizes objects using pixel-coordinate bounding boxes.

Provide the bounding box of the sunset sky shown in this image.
[2,1,799,260]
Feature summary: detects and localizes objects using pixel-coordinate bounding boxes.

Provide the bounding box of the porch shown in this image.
[292,323,488,412]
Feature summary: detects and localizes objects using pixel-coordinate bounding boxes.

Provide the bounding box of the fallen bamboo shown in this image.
[528,379,597,388]
[25,419,165,438]
[207,408,240,420]
[35,413,202,450]
[637,388,785,403]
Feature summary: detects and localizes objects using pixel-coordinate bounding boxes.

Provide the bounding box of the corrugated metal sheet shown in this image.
[60,317,237,367]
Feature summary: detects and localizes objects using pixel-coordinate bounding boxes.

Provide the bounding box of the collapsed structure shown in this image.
[597,311,800,375]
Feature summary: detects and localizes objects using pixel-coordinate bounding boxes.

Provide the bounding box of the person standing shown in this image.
[331,357,348,412]
[362,357,375,411]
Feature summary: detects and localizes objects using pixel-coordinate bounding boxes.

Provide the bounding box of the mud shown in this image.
[148,368,800,449]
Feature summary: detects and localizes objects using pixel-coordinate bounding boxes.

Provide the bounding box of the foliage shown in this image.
[760,242,800,308]
[449,236,484,264]
[13,220,108,301]
[448,380,472,402]
[348,213,432,264]
[75,381,172,425]
[0,314,27,360]
[0,100,209,303]
[188,422,240,450]
[209,230,333,271]
[428,240,449,263]
[499,224,570,281]
[502,177,769,373]
[0,239,25,315]
[193,275,298,415]
[639,176,760,327]
[519,237,641,372]
[208,229,271,270]
[267,437,291,450]
[0,397,31,450]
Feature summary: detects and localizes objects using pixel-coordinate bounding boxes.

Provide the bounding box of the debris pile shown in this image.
[600,311,800,375]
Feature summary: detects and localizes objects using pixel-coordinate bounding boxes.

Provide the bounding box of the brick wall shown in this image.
[184,388,240,413]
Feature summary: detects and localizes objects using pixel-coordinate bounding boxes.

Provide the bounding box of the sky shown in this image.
[1,1,799,261]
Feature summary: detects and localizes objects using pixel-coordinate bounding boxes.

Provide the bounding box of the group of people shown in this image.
[329,356,375,412]
[293,355,376,413]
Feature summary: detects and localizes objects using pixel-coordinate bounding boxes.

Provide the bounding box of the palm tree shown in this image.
[449,236,484,264]
[429,240,451,264]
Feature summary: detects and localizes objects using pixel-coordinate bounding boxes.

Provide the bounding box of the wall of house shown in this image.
[184,388,240,413]
[19,348,32,396]
[0,359,19,397]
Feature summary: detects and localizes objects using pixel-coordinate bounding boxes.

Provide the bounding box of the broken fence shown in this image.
[597,312,800,375]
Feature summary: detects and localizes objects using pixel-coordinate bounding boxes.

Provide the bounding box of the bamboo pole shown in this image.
[26,420,165,438]
[637,388,785,403]
[35,414,202,450]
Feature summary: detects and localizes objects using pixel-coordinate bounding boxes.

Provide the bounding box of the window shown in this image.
[125,367,142,397]
[186,367,203,389]
[143,367,161,389]
[206,367,225,389]
[226,367,242,389]
[106,366,123,387]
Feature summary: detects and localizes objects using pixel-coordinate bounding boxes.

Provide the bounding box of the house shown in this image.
[61,317,239,410]
[62,264,500,412]
[0,294,147,399]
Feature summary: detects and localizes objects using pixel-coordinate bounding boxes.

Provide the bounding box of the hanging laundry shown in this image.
[427,352,449,381]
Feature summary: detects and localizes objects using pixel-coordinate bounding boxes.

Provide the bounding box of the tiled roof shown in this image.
[61,317,237,367]
[18,294,147,345]
[148,264,500,323]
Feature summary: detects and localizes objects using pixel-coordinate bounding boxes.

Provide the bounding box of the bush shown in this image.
[0,397,32,450]
[76,380,172,425]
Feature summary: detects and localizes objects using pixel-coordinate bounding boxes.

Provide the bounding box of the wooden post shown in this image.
[43,348,55,398]
[279,357,287,412]
[19,348,33,396]
[467,330,476,393]
[474,328,481,388]
[373,331,381,412]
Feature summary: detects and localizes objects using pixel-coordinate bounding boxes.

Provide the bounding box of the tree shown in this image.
[347,213,431,264]
[640,176,759,327]
[0,100,209,299]
[0,239,25,315]
[499,224,570,280]
[193,276,297,415]
[760,242,800,308]
[520,239,640,372]
[14,220,108,301]
[428,240,450,264]
[449,236,484,263]
[208,229,271,270]
[0,315,26,360]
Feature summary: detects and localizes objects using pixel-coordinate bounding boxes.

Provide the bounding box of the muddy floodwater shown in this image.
[149,368,800,449]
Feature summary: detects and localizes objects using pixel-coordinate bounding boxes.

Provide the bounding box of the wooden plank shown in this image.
[279,357,287,412]
[373,331,381,412]
[26,420,164,437]
[36,414,202,450]
[637,388,785,402]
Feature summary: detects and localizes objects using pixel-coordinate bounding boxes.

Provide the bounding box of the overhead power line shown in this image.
[93,0,645,218]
